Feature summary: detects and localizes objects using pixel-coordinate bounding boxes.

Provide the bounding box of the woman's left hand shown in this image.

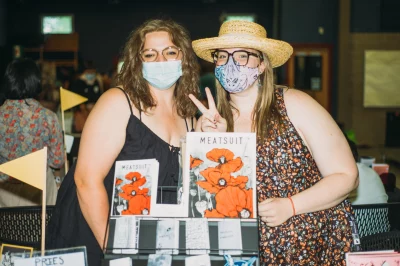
[258,198,294,227]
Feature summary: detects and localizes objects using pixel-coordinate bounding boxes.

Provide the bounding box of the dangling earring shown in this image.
[258,78,262,88]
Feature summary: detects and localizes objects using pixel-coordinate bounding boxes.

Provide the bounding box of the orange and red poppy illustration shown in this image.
[190,155,204,169]
[206,148,244,173]
[197,168,248,194]
[214,186,253,218]
[189,147,254,218]
[112,171,151,216]
[121,194,151,215]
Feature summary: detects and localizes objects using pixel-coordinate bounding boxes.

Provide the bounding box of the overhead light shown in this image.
[220,13,256,23]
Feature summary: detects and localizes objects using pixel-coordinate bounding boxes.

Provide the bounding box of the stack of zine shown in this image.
[110,159,159,216]
[155,219,180,255]
[346,250,400,265]
[107,158,159,256]
[107,216,140,255]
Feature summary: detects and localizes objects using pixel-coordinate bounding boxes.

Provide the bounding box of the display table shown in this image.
[103,218,260,266]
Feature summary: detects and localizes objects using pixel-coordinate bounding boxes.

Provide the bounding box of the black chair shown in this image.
[353,203,400,251]
[0,206,54,249]
[360,231,400,251]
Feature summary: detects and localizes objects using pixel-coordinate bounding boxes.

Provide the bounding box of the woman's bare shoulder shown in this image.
[282,88,327,124]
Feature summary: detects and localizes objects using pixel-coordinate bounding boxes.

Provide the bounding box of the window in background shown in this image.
[117,61,124,73]
[294,52,322,91]
[41,15,74,34]
[220,13,256,23]
[286,44,332,112]
[364,50,400,108]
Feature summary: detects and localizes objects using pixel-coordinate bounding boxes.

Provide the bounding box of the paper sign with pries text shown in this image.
[14,247,87,266]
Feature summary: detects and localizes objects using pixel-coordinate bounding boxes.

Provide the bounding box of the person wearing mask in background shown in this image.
[189,20,359,265]
[381,172,400,202]
[70,61,103,133]
[346,137,388,205]
[0,58,65,207]
[46,19,200,265]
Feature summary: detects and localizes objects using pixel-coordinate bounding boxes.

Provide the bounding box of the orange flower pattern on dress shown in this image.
[189,147,253,219]
[257,88,357,265]
[117,171,151,215]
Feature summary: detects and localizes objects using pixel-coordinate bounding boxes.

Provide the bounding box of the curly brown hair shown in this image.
[117,19,200,118]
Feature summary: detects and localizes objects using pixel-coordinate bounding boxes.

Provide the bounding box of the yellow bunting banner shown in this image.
[60,87,88,111]
[0,147,47,190]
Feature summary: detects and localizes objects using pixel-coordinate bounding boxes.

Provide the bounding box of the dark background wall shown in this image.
[0,0,5,46]
[280,0,338,43]
[3,0,400,120]
[278,0,339,117]
[351,0,400,33]
[0,0,8,78]
[5,0,274,74]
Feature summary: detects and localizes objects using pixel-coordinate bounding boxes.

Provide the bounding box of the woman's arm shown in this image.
[284,89,359,214]
[74,88,131,248]
[259,89,358,226]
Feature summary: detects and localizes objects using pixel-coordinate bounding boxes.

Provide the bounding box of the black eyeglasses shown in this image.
[211,50,263,66]
[140,46,181,62]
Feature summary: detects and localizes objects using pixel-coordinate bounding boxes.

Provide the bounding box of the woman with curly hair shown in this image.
[46,19,200,265]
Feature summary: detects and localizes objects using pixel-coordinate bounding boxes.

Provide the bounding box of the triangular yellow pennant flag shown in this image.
[60,87,88,111]
[0,147,47,190]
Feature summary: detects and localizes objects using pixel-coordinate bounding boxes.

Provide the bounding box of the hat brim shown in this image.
[192,36,293,68]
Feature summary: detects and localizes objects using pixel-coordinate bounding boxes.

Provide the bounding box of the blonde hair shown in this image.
[117,19,200,118]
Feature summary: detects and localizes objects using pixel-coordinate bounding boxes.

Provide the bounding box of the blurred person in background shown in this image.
[0,58,65,207]
[346,137,388,204]
[70,61,104,133]
[381,172,400,202]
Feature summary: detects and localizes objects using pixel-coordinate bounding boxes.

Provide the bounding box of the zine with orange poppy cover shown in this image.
[184,132,257,219]
[345,250,400,265]
[110,159,159,216]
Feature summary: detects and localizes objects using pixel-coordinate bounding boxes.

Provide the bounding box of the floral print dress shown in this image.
[0,99,65,206]
[257,88,358,265]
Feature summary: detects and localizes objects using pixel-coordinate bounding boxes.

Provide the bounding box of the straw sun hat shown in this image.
[192,20,293,68]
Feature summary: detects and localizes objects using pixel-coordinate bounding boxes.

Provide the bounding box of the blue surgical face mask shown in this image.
[215,57,259,93]
[142,60,182,90]
[85,73,96,82]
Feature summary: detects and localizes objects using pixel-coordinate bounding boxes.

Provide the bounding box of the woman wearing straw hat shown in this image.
[190,20,359,265]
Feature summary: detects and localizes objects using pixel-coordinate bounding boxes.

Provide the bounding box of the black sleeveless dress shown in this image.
[46,88,193,265]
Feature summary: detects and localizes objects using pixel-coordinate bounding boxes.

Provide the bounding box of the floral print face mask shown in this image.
[215,57,259,93]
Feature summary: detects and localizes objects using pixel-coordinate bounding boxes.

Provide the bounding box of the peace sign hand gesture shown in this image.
[189,87,227,133]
